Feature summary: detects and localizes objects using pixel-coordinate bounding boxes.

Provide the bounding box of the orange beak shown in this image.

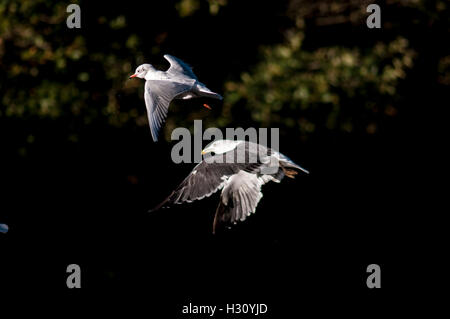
[129,74,137,79]
[203,103,212,110]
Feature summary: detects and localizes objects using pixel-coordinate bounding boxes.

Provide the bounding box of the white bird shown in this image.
[151,140,309,233]
[0,224,8,234]
[130,54,223,141]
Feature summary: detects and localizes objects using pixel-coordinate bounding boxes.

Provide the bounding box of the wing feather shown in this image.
[144,80,193,141]
[151,153,262,211]
[212,171,268,233]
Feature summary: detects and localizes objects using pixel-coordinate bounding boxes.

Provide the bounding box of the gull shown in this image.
[151,140,309,233]
[0,224,8,234]
[129,54,223,141]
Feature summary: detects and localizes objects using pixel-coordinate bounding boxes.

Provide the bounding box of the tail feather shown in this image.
[195,83,223,100]
[198,90,223,100]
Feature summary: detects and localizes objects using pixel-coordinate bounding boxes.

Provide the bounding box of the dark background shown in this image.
[0,0,446,315]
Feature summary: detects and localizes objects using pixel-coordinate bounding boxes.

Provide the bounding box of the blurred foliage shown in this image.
[177,0,228,16]
[0,0,143,130]
[220,0,448,138]
[224,33,415,135]
[0,0,449,152]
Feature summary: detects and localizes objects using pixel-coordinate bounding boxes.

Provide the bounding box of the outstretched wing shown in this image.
[213,171,268,234]
[164,54,198,80]
[150,153,262,211]
[144,80,192,141]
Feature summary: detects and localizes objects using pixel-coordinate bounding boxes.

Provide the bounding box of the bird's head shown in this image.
[201,140,241,155]
[129,64,152,79]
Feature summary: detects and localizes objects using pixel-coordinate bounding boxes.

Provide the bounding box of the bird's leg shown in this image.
[203,103,212,110]
[282,167,298,178]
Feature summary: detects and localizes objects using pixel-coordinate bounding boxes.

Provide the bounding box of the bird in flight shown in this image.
[151,140,309,233]
[0,224,8,234]
[129,54,223,141]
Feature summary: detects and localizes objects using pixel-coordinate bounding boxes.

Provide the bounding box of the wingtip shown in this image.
[151,131,159,142]
[150,132,159,142]
[149,201,169,213]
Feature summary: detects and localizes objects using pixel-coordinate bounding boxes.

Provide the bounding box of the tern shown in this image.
[130,54,223,141]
